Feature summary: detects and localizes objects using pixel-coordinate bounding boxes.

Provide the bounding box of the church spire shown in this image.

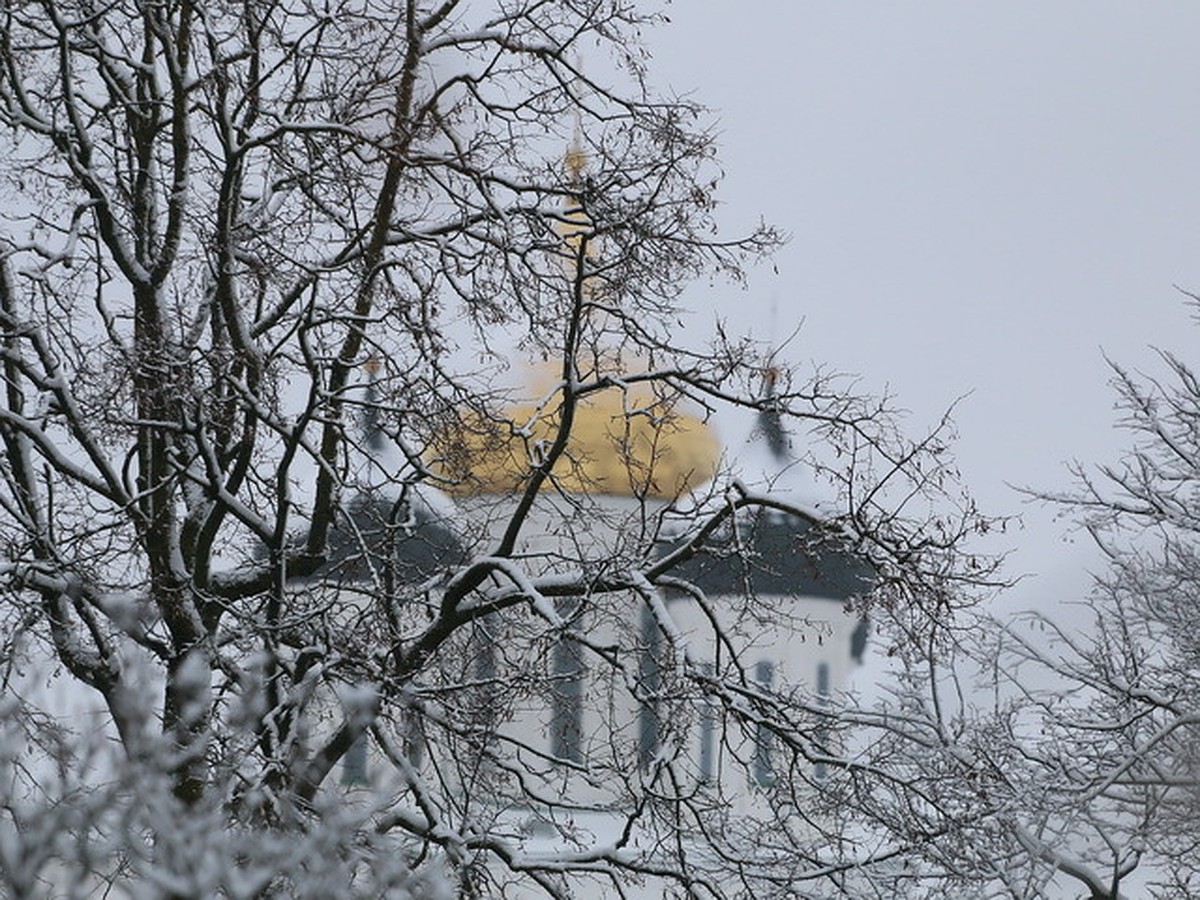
[557,98,592,251]
[758,367,789,461]
[564,102,588,185]
[563,55,589,186]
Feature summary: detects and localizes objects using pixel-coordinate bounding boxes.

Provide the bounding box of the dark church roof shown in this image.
[302,367,468,587]
[665,508,873,603]
[302,491,466,587]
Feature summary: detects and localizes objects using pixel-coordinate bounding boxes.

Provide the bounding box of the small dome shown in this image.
[430,380,720,500]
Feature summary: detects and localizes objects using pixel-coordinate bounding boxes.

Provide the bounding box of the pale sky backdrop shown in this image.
[649,2,1200,613]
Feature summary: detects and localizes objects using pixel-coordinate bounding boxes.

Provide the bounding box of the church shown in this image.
[315,334,871,899]
[306,126,873,897]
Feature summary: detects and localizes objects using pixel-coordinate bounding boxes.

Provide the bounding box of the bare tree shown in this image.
[998,341,1200,899]
[0,1,1000,896]
[787,333,1200,900]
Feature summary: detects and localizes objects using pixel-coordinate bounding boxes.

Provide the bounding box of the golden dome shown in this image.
[429,379,720,500]
[425,119,719,500]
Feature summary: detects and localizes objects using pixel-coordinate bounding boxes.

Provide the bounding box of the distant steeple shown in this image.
[557,61,594,268]
[758,366,789,461]
[564,56,589,186]
[564,102,588,185]
[557,102,593,255]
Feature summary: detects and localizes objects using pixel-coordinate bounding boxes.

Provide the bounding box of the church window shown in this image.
[699,662,717,783]
[551,598,585,762]
[753,659,775,787]
[815,661,831,780]
[637,603,661,770]
[342,733,368,786]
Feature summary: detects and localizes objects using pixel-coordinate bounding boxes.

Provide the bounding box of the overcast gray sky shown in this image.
[650,2,1200,608]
